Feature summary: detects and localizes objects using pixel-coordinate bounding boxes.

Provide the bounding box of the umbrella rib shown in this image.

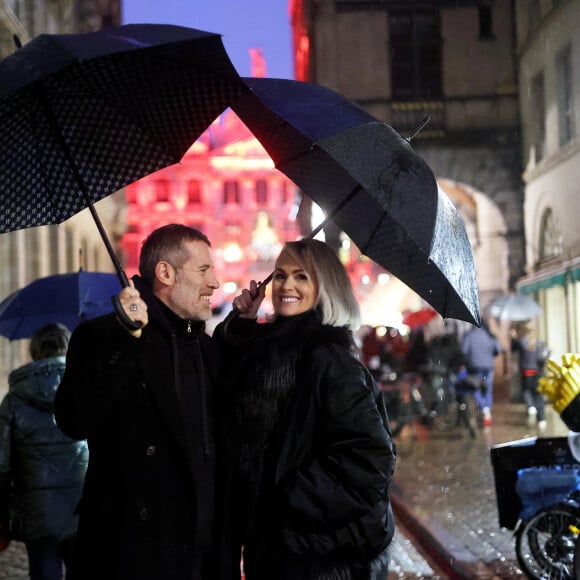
[310,185,363,238]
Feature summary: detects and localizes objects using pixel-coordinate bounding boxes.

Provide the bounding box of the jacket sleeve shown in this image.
[0,395,13,525]
[54,317,138,441]
[278,357,395,557]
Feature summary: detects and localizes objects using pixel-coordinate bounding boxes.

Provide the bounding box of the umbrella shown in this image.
[0,270,122,339]
[0,24,244,291]
[486,294,542,321]
[233,77,480,326]
[402,307,439,328]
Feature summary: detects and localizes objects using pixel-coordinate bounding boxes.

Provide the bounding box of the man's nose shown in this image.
[207,273,220,289]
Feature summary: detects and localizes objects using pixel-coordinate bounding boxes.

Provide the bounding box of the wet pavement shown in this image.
[389,401,570,579]
[0,402,570,579]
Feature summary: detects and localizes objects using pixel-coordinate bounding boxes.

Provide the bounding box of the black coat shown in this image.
[54,277,223,580]
[216,310,396,580]
[0,356,88,542]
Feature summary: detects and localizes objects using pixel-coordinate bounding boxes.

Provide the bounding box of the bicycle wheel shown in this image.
[574,536,580,580]
[515,503,580,579]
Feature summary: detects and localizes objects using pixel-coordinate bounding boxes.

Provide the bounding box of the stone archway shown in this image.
[439,178,510,311]
[416,141,525,291]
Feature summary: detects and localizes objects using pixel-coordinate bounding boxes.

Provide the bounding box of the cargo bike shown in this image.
[491,435,580,579]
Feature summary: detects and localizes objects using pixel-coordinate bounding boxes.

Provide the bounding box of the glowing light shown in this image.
[378,273,390,284]
[361,275,370,285]
[376,326,387,337]
[223,243,243,263]
[222,281,238,294]
[210,157,275,170]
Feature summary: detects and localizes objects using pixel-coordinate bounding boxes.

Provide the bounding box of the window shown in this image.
[256,179,268,205]
[389,8,442,100]
[156,180,171,203]
[478,6,494,40]
[188,180,202,204]
[539,208,563,261]
[531,72,546,162]
[223,180,240,205]
[556,45,575,146]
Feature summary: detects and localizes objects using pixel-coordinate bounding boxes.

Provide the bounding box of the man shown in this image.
[460,317,502,427]
[55,224,223,580]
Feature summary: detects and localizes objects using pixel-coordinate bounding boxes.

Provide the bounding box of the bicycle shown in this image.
[490,436,580,580]
[379,370,429,457]
[419,363,478,438]
[514,468,580,579]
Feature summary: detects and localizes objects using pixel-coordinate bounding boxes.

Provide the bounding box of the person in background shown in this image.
[460,318,502,426]
[215,238,396,580]
[511,325,550,429]
[55,224,224,580]
[0,323,88,580]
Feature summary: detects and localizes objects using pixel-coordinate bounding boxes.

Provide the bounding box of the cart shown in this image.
[491,436,580,579]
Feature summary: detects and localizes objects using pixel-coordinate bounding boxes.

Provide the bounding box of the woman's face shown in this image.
[272,250,318,317]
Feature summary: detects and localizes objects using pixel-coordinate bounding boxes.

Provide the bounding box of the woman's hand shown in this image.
[232,280,267,319]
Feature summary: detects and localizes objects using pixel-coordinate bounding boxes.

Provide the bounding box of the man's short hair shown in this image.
[139,224,211,286]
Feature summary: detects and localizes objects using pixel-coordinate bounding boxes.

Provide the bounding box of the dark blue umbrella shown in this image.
[234,77,480,326]
[0,24,244,329]
[0,271,122,339]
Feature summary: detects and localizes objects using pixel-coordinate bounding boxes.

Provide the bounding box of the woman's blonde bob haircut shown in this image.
[278,239,361,330]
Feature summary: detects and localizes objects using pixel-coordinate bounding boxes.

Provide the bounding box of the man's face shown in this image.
[164,240,220,321]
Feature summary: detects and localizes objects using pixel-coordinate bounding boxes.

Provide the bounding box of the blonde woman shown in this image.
[215,239,395,580]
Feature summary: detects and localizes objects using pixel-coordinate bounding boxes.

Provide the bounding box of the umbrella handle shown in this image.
[111,295,143,331]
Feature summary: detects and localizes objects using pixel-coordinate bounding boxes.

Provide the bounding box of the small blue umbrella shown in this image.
[0,270,121,339]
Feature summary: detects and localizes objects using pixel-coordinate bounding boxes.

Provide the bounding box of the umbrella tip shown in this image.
[13,35,22,49]
[405,116,431,143]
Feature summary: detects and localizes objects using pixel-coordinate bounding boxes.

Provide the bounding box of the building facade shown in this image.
[290,0,525,320]
[120,110,303,324]
[0,0,123,390]
[515,0,580,358]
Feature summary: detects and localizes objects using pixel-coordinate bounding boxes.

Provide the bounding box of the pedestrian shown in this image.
[511,325,550,429]
[215,238,396,580]
[54,224,223,580]
[0,323,88,580]
[460,318,502,426]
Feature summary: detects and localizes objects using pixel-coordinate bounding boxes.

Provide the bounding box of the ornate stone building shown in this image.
[0,0,122,390]
[514,0,580,358]
[289,0,525,320]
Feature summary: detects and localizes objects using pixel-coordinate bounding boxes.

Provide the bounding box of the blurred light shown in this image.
[223,243,243,263]
[210,156,275,170]
[376,326,387,337]
[361,274,370,285]
[378,273,390,284]
[222,281,238,294]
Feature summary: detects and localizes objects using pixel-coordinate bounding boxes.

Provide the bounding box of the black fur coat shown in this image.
[216,310,395,580]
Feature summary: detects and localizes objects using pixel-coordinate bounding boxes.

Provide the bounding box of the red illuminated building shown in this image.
[120,105,301,310]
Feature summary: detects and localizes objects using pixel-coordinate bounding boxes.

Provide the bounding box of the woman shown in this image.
[215,239,395,580]
[0,323,88,580]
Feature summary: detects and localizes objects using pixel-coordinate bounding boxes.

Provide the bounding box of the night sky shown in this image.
[122,0,293,79]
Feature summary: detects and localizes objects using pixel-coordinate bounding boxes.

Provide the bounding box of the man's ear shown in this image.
[154,261,176,287]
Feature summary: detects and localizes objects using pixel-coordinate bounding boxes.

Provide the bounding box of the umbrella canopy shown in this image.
[233,77,480,325]
[0,271,122,339]
[0,24,244,285]
[486,294,543,321]
[402,307,439,328]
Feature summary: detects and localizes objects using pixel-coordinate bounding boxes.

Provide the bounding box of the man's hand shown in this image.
[117,280,148,338]
[232,280,267,319]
